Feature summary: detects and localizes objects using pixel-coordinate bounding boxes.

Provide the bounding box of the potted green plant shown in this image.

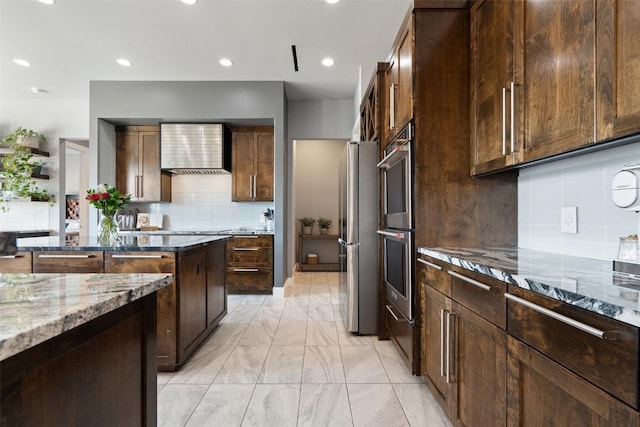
[298,217,316,235]
[2,127,46,149]
[318,217,332,234]
[0,143,54,211]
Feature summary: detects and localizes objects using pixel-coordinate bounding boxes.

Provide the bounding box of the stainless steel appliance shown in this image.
[377,122,415,321]
[338,141,379,335]
[160,123,232,174]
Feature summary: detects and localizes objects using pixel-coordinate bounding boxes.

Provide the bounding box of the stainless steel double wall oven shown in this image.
[377,123,414,321]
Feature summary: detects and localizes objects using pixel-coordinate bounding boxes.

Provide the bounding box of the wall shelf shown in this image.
[297,233,341,272]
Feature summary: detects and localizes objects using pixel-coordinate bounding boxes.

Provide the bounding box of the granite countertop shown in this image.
[0,273,172,361]
[16,235,230,251]
[118,229,275,236]
[418,247,640,328]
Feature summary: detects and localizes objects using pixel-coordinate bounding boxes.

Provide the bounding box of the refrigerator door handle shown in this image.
[338,238,359,247]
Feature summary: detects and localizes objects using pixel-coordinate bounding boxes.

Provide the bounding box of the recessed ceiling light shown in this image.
[321,57,335,67]
[219,58,233,67]
[38,0,55,4]
[116,58,132,67]
[325,0,340,3]
[181,0,198,4]
[30,87,48,94]
[13,58,31,67]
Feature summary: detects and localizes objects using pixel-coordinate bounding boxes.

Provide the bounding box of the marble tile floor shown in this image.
[157,271,451,427]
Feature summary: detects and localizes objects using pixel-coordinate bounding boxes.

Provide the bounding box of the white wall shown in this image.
[293,139,345,264]
[519,140,640,260]
[0,98,89,233]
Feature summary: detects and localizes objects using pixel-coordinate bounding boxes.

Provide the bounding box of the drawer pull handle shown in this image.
[505,293,619,340]
[417,258,442,270]
[112,254,164,259]
[234,268,259,272]
[386,304,400,321]
[38,254,92,259]
[447,270,493,292]
[0,255,21,259]
[233,247,260,251]
[235,236,259,239]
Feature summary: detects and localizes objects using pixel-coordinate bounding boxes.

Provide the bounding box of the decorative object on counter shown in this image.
[136,213,163,231]
[618,234,639,262]
[1,126,45,149]
[263,208,274,231]
[86,183,131,245]
[0,231,17,256]
[0,141,54,211]
[318,217,332,235]
[298,217,315,235]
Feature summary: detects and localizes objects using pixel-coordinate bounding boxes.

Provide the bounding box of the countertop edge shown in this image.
[0,273,172,361]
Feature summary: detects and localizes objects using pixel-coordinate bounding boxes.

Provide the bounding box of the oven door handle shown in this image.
[376,145,409,169]
[376,230,407,239]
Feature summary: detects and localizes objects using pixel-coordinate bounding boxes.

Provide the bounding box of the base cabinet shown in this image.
[507,336,639,426]
[226,235,273,294]
[0,252,32,273]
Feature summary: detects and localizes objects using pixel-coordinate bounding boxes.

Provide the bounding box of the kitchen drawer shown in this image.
[227,235,272,249]
[417,255,450,296]
[448,267,506,330]
[507,286,640,409]
[33,251,104,273]
[226,266,272,294]
[0,252,32,273]
[104,251,175,273]
[227,246,272,266]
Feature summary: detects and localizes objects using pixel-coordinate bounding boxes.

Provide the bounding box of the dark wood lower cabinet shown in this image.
[178,248,207,359]
[1,293,157,426]
[507,336,639,427]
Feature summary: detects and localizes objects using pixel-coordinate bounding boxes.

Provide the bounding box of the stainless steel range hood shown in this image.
[160,123,231,174]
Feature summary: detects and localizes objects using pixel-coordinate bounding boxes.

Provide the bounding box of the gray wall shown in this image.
[89,81,288,286]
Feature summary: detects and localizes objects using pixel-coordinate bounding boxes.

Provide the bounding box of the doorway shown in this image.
[62,140,89,239]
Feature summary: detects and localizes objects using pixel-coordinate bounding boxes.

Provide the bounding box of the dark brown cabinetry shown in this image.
[177,248,207,358]
[206,241,227,328]
[231,127,274,202]
[0,252,32,273]
[384,19,413,143]
[597,0,640,141]
[32,250,104,273]
[116,126,171,202]
[359,63,386,144]
[420,256,507,427]
[226,235,273,294]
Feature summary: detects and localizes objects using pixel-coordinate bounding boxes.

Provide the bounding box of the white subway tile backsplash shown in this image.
[519,140,640,261]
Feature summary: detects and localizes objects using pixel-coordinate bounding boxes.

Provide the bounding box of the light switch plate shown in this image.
[561,207,578,234]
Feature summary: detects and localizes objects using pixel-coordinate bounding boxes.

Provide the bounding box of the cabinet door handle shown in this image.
[446,311,455,384]
[502,87,507,155]
[386,304,400,321]
[139,175,143,198]
[38,254,92,259]
[248,176,253,199]
[447,270,493,292]
[510,81,516,153]
[112,254,164,259]
[417,257,442,270]
[234,268,259,272]
[505,293,619,340]
[253,175,257,199]
[389,83,396,130]
[233,247,260,251]
[440,309,446,377]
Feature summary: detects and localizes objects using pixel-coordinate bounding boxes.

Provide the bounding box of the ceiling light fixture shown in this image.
[181,0,198,4]
[38,0,55,4]
[30,87,48,94]
[13,58,31,67]
[116,58,132,67]
[325,0,340,3]
[219,58,233,67]
[321,57,335,67]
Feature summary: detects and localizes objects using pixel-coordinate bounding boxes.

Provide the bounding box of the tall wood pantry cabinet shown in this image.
[231,126,274,202]
[116,126,171,202]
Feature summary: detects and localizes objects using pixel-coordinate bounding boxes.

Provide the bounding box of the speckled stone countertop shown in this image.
[0,273,172,361]
[418,247,640,328]
[17,235,230,251]
[118,229,275,236]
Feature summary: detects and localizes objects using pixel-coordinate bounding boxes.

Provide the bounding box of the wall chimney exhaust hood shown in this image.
[160,123,231,174]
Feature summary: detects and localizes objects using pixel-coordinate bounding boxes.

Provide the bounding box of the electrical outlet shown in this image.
[561,207,578,234]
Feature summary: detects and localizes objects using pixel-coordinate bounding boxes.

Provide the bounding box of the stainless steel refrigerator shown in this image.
[338,141,379,335]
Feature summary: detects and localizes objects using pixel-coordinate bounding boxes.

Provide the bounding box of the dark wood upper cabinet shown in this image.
[231,127,274,202]
[597,0,640,141]
[472,0,598,175]
[384,18,413,144]
[116,126,171,202]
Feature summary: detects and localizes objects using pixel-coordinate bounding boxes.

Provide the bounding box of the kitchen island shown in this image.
[0,272,171,426]
[12,234,230,370]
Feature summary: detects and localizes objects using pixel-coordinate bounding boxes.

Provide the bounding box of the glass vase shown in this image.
[98,212,119,246]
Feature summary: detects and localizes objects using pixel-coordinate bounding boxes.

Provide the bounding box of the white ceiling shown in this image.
[0,0,411,101]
